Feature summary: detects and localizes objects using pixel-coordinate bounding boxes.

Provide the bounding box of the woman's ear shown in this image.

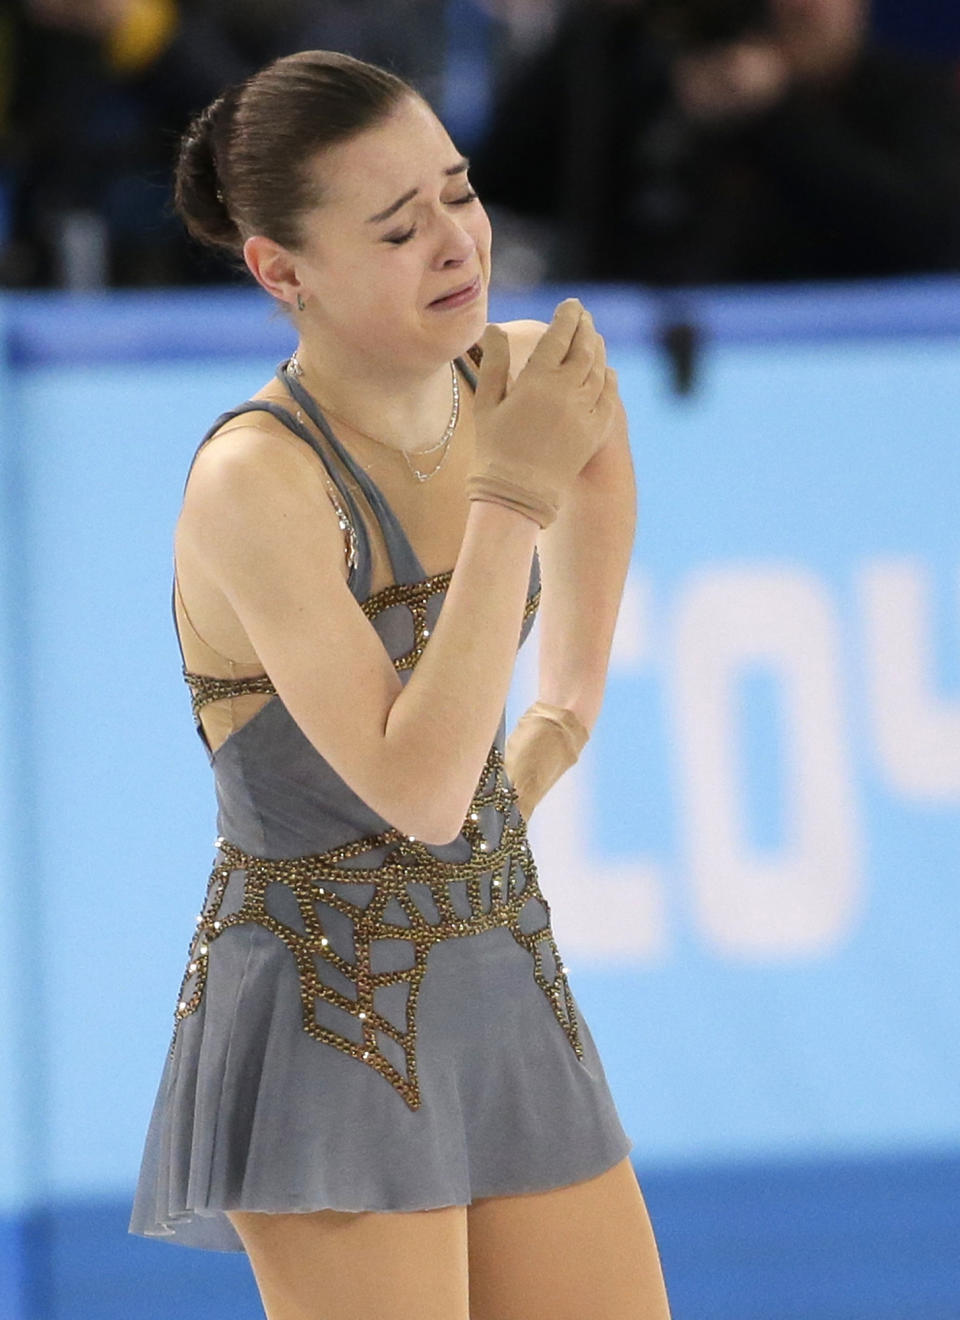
[243,235,303,307]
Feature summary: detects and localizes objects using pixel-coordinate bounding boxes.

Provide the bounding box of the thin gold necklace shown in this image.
[286,352,459,483]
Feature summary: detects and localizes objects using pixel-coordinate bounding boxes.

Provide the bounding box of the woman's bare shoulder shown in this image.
[497,319,550,378]
[176,409,344,576]
[184,403,331,497]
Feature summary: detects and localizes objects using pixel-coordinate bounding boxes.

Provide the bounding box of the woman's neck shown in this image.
[290,338,460,456]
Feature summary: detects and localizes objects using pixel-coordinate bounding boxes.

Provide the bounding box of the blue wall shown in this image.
[1,278,959,1318]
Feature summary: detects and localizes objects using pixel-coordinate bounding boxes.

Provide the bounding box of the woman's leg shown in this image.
[226,1204,471,1320]
[466,1156,672,1320]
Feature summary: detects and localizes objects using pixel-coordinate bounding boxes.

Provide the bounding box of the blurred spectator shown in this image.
[475,0,567,75]
[471,0,960,284]
[0,0,446,287]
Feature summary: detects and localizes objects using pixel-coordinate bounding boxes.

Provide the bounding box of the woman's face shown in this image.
[292,95,492,372]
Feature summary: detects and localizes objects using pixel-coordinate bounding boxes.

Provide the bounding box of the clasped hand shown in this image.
[465,298,619,529]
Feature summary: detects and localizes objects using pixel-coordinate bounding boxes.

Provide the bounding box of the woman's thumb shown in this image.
[474,323,510,409]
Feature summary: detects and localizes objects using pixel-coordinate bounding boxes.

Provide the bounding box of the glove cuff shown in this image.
[504,701,590,823]
[521,700,590,761]
[464,471,559,530]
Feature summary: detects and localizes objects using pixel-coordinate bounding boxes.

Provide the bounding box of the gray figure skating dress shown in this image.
[129,353,633,1252]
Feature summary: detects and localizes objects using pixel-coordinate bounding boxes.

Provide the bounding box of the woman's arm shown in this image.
[535,391,635,732]
[502,321,637,818]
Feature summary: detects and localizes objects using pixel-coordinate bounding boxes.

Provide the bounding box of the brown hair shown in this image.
[174,50,415,258]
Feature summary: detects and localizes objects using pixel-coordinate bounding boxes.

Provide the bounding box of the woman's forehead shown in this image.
[314,99,457,214]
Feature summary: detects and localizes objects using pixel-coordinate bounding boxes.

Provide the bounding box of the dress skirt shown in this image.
[128,828,635,1253]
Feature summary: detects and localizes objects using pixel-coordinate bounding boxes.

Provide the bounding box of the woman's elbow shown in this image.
[383,780,469,849]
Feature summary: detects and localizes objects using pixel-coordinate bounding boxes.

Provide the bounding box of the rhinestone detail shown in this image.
[182,572,540,721]
[169,744,582,1110]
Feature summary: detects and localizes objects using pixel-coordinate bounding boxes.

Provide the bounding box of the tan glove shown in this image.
[504,700,590,823]
[466,299,617,529]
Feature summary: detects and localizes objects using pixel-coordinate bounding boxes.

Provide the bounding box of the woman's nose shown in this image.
[435,211,476,266]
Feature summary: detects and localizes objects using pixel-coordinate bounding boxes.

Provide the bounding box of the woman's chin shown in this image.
[414,294,489,363]
[455,296,490,352]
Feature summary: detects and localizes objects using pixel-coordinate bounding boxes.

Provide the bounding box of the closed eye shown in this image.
[384,190,480,246]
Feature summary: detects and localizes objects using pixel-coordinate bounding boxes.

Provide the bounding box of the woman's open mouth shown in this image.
[428,275,482,310]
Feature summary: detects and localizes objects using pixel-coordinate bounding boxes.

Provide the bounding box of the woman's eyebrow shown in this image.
[365,157,470,225]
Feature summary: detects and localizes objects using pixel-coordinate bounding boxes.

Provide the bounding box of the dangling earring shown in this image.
[296,292,306,312]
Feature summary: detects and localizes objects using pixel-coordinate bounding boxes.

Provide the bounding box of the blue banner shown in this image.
[0,286,957,1307]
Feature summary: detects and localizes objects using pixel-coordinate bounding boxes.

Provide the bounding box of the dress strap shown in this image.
[458,345,481,390]
[277,355,480,588]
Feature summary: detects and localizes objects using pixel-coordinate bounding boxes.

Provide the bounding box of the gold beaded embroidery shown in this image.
[182,571,542,716]
[171,743,582,1109]
[323,472,359,580]
[301,423,359,577]
[183,671,278,726]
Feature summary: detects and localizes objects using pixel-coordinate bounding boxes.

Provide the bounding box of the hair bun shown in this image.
[171,52,414,270]
[174,89,244,254]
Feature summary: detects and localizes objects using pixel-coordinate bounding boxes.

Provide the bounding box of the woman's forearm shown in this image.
[533,398,637,733]
[384,499,540,843]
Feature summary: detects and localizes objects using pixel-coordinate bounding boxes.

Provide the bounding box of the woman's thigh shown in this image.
[226,1203,470,1320]
[466,1156,672,1320]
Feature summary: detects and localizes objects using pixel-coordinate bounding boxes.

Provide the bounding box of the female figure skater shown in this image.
[128,48,671,1320]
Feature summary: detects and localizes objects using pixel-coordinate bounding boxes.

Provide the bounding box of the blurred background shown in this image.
[0,1,958,1317]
